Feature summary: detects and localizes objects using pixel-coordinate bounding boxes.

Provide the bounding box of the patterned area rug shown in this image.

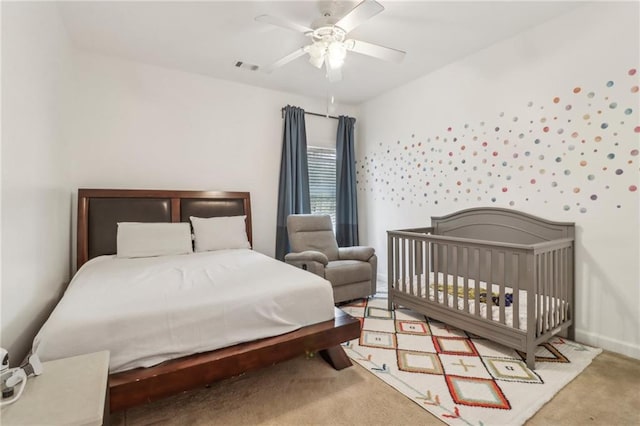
[340,295,602,426]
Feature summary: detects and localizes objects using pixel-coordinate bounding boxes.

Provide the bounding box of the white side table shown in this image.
[1,351,110,426]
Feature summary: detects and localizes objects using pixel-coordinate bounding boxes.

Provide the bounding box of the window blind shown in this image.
[307,146,336,227]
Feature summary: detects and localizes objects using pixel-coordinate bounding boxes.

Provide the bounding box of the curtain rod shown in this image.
[280,107,356,122]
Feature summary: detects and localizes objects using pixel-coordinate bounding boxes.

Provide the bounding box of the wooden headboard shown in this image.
[77,189,252,269]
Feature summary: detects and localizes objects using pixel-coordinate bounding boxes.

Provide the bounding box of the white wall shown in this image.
[0,3,355,361]
[357,2,640,358]
[1,2,74,362]
[67,52,356,258]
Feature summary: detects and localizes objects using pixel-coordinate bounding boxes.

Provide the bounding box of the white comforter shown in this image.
[33,249,335,373]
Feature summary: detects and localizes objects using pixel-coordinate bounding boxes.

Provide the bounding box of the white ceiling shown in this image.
[57,1,583,105]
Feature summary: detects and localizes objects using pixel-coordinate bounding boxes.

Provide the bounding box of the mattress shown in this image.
[33,249,335,373]
[393,273,567,332]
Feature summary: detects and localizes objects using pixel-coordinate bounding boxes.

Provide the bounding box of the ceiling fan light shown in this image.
[309,54,325,69]
[327,41,347,69]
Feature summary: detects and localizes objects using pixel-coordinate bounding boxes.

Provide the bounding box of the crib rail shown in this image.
[387,229,573,338]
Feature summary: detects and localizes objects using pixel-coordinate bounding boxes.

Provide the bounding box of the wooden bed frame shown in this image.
[77,188,360,412]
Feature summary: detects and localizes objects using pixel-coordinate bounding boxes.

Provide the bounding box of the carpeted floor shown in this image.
[112,350,640,425]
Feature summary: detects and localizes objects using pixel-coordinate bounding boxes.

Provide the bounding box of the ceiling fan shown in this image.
[256,0,406,82]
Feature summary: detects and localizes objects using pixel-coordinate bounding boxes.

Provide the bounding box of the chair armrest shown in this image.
[338,246,375,261]
[285,250,329,266]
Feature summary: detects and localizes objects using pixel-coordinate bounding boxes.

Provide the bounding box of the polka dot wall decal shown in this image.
[630,68,637,76]
[631,149,639,156]
[553,97,560,103]
[615,169,623,175]
[358,71,637,214]
[606,81,614,87]
[590,194,598,200]
[543,126,550,132]
[580,208,587,213]
[632,86,639,93]
[607,153,615,159]
[563,205,570,211]
[630,185,638,192]
[601,123,608,129]
[573,188,581,193]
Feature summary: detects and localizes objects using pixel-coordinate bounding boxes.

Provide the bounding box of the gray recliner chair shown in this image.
[285,214,377,303]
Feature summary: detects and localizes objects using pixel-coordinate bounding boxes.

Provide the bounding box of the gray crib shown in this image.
[387,207,575,369]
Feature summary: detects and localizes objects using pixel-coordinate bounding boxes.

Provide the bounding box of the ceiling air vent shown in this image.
[235,61,259,71]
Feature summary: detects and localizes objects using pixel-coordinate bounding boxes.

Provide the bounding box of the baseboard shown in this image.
[575,329,640,360]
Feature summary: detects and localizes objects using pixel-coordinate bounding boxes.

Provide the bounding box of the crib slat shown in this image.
[512,253,520,330]
[474,248,481,317]
[486,249,494,321]
[416,240,422,298]
[433,243,440,303]
[400,238,405,294]
[452,245,459,311]
[463,247,469,313]
[553,250,560,328]
[425,241,432,300]
[547,251,552,332]
[535,254,542,337]
[528,254,538,338]
[409,239,414,296]
[499,251,506,325]
[543,251,549,334]
[443,244,449,307]
[564,247,570,323]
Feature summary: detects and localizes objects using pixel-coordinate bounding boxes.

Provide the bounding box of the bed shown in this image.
[35,189,360,411]
[387,207,575,369]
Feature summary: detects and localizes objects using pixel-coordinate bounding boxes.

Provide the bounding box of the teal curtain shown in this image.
[275,105,310,260]
[335,115,358,246]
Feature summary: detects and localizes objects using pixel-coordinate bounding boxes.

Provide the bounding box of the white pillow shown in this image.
[117,222,193,258]
[190,215,251,252]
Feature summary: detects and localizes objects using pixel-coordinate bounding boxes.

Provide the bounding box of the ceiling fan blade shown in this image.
[263,47,307,73]
[255,14,313,34]
[345,39,406,63]
[334,0,384,33]
[326,64,342,83]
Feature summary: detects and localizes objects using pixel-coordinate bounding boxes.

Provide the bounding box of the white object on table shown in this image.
[0,351,109,426]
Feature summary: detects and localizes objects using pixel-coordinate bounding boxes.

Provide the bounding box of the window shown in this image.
[307,146,336,227]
